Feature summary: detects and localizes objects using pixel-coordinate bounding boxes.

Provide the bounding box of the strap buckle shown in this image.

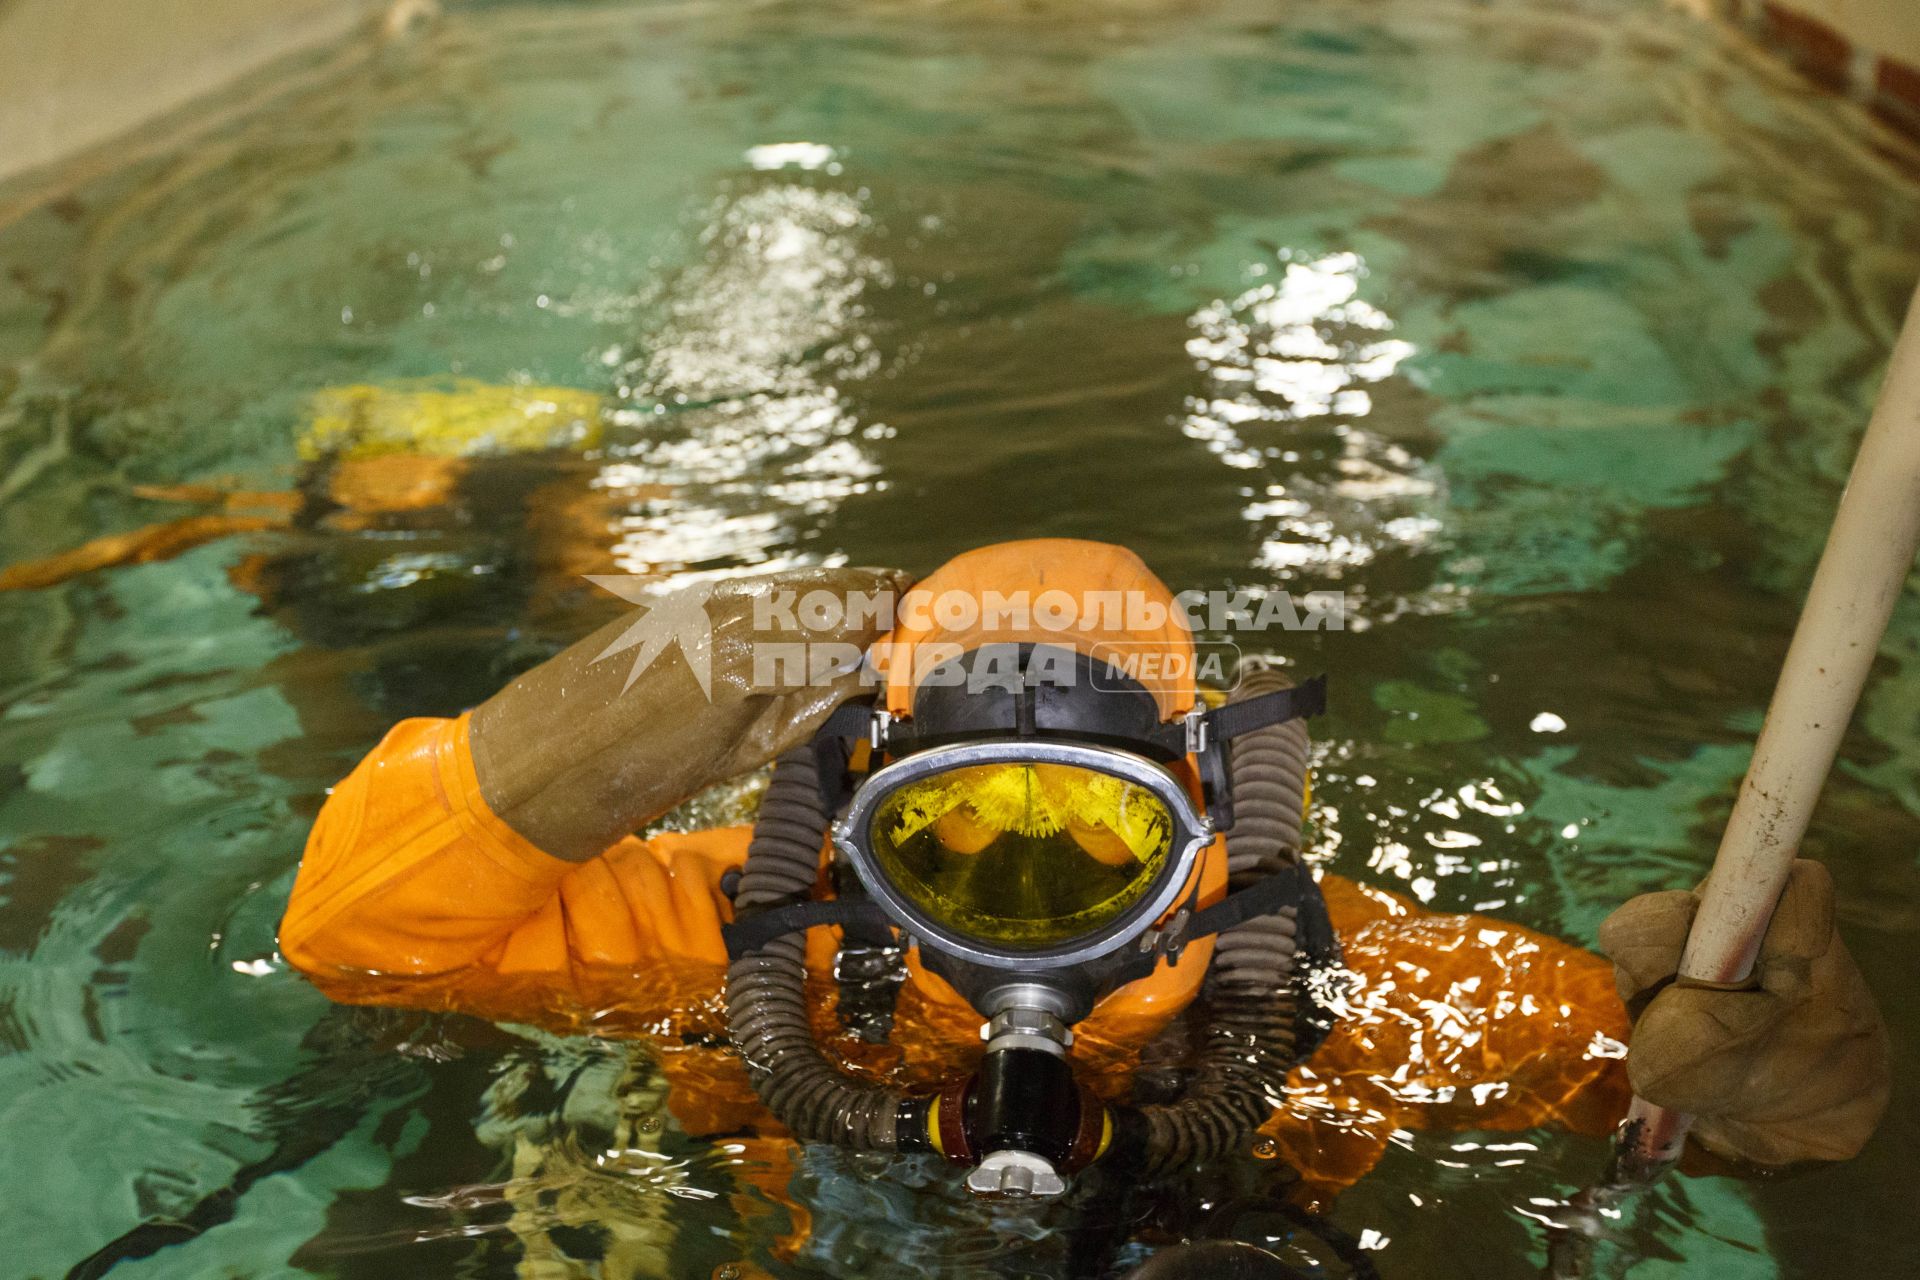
[1183,708,1210,756]
[1135,905,1194,964]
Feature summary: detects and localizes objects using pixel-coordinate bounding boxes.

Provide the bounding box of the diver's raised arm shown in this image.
[278,565,906,988]
[468,565,910,861]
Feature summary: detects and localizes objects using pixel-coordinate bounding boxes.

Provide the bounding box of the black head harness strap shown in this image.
[810,647,1326,829]
[720,853,1328,966]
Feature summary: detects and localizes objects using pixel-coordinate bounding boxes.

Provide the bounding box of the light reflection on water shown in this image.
[599,182,891,576]
[0,0,1916,1276]
[1186,251,1445,595]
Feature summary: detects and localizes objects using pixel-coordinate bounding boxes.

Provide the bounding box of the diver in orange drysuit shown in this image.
[278,541,1889,1272]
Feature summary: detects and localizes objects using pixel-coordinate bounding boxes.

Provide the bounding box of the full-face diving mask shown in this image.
[843,740,1209,998]
[723,642,1331,1198]
[820,644,1320,1010]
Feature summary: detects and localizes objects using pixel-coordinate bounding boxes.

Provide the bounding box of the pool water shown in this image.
[2,0,1918,1275]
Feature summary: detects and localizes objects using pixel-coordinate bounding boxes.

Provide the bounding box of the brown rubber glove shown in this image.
[469,566,910,861]
[1598,860,1890,1166]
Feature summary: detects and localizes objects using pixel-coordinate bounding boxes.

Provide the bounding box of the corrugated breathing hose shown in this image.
[725,746,906,1150]
[1130,664,1318,1175]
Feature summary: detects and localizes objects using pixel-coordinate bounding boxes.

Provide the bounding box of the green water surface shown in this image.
[1,0,1918,1276]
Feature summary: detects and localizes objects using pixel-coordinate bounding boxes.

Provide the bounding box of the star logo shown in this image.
[584,576,718,697]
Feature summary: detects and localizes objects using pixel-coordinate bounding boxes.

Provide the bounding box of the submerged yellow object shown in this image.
[301,380,604,461]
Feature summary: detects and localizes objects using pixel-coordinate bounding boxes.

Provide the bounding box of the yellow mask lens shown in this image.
[867,761,1177,949]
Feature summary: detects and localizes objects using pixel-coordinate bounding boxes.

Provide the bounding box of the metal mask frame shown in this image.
[831,738,1216,974]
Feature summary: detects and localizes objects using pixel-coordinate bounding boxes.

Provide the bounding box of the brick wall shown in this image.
[1707,0,1920,135]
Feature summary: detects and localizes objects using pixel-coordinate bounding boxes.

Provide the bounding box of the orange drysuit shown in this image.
[280,712,1632,1204]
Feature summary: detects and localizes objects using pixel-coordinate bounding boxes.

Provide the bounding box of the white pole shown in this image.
[1619,278,1920,1169]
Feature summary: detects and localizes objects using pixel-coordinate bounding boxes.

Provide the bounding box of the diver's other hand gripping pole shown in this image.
[1624,278,1920,1172]
[1547,280,1920,1275]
